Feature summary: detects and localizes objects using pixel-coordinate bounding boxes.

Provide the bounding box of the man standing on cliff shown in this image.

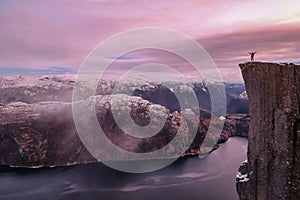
[249,51,256,61]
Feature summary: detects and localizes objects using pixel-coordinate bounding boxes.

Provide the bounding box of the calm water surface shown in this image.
[0,137,247,200]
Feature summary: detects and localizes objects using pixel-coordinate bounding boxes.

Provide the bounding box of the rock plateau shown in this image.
[236,62,300,200]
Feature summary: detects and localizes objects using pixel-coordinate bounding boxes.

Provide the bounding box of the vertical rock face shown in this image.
[237,62,300,200]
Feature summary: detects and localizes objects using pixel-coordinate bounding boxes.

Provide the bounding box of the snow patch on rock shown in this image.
[236,171,251,183]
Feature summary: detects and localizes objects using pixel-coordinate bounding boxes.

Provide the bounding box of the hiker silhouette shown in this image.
[249,51,256,61]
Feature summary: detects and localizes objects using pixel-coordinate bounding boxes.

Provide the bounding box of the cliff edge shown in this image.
[236,62,300,200]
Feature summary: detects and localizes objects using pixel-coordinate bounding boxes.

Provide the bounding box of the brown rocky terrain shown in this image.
[236,62,300,200]
[0,93,249,168]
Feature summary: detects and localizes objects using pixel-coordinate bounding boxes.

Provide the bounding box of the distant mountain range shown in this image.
[0,75,249,115]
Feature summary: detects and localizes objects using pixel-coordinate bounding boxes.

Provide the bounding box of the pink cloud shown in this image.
[200,23,300,65]
[0,0,299,82]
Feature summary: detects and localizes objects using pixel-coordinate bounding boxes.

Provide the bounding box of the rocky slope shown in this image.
[0,94,249,168]
[0,75,249,167]
[236,62,300,200]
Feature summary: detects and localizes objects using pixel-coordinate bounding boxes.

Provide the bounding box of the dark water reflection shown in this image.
[0,138,247,200]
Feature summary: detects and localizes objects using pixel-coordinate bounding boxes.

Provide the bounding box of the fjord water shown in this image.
[0,137,247,200]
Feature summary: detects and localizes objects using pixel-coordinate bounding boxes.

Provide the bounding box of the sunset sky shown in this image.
[0,0,300,82]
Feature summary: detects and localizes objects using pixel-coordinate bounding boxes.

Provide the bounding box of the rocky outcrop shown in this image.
[0,94,249,168]
[236,62,300,200]
[218,114,249,143]
[0,75,250,168]
[0,95,190,167]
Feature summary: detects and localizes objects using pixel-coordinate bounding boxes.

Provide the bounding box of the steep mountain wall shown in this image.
[236,62,300,200]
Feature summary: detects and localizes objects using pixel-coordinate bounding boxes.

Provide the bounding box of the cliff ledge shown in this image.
[236,61,300,200]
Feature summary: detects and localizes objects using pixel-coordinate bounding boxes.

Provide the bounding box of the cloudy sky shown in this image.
[0,0,300,81]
